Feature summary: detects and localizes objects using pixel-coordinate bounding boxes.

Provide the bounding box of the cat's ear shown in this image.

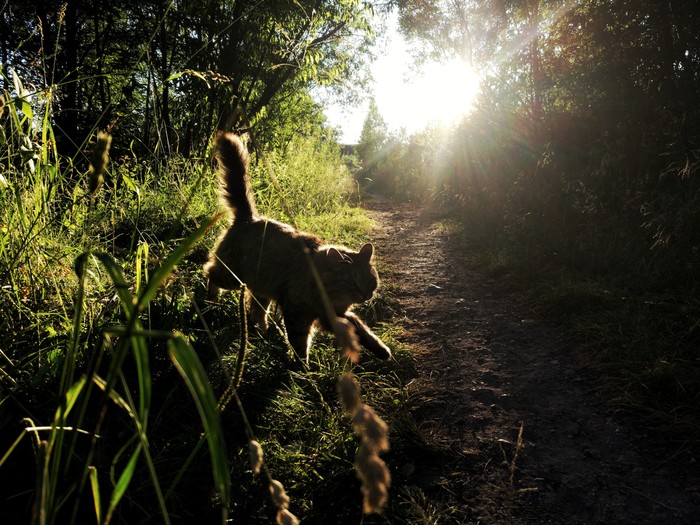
[327,247,348,262]
[358,243,374,262]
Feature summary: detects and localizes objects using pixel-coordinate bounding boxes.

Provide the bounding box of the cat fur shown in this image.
[204,133,391,361]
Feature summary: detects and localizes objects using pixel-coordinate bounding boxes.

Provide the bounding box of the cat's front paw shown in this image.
[365,339,392,360]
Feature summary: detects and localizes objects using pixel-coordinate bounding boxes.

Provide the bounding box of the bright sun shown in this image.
[374,56,482,134]
[320,15,482,143]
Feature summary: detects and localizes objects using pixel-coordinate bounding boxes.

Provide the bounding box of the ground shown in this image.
[366,200,700,524]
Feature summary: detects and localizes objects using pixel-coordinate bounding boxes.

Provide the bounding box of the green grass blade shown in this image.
[92,375,134,415]
[105,443,142,525]
[164,435,206,502]
[54,375,87,423]
[91,252,136,319]
[0,430,27,468]
[94,375,170,525]
[127,334,151,424]
[136,213,222,310]
[60,253,89,398]
[92,252,151,421]
[168,333,230,508]
[89,466,102,525]
[36,376,87,525]
[135,241,149,295]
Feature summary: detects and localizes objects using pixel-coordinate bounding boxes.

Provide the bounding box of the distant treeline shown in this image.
[358,1,700,292]
[1,0,374,157]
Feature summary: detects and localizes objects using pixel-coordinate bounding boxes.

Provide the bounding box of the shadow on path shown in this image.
[368,199,699,524]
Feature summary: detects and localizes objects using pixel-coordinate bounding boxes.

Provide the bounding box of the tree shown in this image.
[356,97,388,176]
[0,0,375,156]
[392,0,700,287]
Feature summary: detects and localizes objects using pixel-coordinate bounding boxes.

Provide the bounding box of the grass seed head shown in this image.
[363,480,389,515]
[269,479,290,509]
[58,2,67,25]
[338,373,361,416]
[88,131,112,196]
[248,440,263,476]
[353,404,389,453]
[276,508,300,525]
[332,316,360,363]
[354,443,391,514]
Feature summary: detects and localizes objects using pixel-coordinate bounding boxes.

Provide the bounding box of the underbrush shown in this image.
[0,90,422,523]
[444,216,700,444]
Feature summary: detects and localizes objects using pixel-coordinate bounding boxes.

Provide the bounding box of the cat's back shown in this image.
[235,216,320,251]
[216,216,320,272]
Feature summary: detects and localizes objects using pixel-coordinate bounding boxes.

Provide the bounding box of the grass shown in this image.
[0,78,445,524]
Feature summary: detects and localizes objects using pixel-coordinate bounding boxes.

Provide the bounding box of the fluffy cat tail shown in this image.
[216,132,257,221]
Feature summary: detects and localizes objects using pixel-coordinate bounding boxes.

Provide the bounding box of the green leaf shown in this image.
[120,172,140,196]
[89,466,102,525]
[168,334,230,507]
[105,443,142,524]
[19,98,32,122]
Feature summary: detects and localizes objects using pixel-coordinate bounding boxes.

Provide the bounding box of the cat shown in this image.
[204,132,391,361]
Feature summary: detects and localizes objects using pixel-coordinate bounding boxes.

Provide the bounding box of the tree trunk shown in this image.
[528,0,543,142]
[156,0,172,155]
[54,0,81,156]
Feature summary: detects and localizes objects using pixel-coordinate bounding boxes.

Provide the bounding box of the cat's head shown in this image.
[321,243,379,307]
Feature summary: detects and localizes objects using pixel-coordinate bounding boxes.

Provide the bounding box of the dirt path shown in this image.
[367,200,700,524]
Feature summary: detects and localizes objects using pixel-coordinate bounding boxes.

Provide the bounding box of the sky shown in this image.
[322,14,481,144]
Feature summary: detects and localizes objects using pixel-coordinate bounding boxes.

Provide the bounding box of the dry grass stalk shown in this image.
[248,440,263,476]
[510,421,524,485]
[337,373,391,514]
[88,131,111,196]
[332,316,361,363]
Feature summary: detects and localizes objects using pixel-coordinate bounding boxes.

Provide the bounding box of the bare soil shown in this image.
[367,200,700,524]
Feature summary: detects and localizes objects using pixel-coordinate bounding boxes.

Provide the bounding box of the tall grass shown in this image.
[250,132,374,245]
[0,67,409,524]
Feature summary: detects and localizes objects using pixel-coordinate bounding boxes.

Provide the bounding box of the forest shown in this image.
[1,0,699,524]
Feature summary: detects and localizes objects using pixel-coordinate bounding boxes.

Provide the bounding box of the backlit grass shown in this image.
[0,82,428,523]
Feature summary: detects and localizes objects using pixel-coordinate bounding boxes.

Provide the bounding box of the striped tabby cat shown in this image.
[204,133,391,361]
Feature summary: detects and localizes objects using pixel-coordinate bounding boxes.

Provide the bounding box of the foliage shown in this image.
[355,98,448,201]
[252,128,354,224]
[392,0,700,287]
[356,97,388,174]
[379,0,700,433]
[0,0,374,157]
[0,69,405,523]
